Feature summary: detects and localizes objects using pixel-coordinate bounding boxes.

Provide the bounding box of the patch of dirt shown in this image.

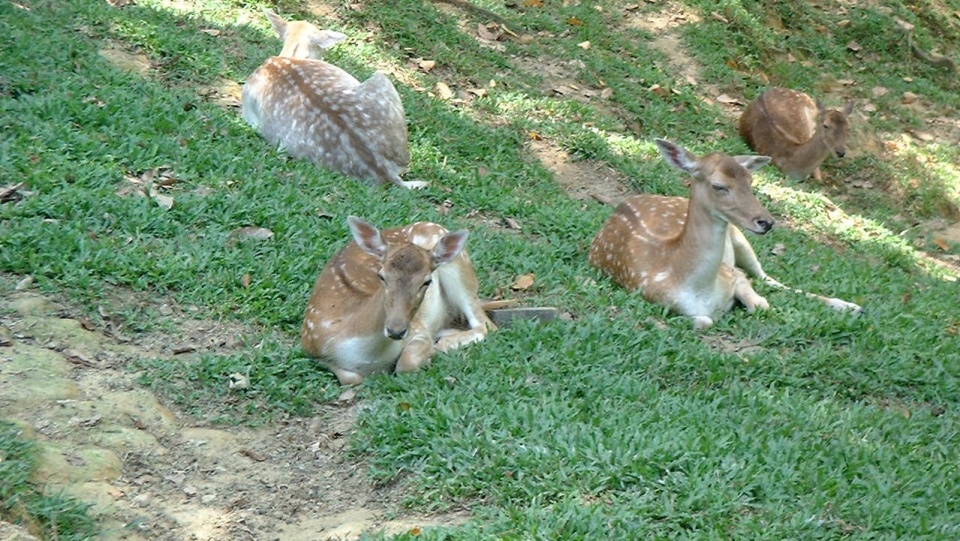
[98,42,152,78]
[0,280,467,540]
[624,2,706,93]
[528,139,634,204]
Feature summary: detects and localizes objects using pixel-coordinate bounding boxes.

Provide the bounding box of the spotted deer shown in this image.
[242,10,424,189]
[302,217,495,384]
[739,87,854,181]
[589,139,861,329]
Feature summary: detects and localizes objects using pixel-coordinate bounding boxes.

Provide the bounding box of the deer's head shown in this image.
[816,99,854,159]
[264,9,346,60]
[348,217,468,340]
[655,138,774,235]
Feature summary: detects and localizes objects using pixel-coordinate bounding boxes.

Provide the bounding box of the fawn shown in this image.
[589,139,862,329]
[301,217,495,384]
[242,10,424,189]
[739,87,854,181]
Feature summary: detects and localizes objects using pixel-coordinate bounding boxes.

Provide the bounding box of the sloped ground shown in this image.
[0,280,465,540]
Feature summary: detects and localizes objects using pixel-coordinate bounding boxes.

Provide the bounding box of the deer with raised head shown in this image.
[301,217,495,384]
[589,139,861,329]
[739,87,854,181]
[242,10,425,189]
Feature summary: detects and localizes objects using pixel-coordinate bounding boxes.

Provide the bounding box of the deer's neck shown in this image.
[674,197,730,290]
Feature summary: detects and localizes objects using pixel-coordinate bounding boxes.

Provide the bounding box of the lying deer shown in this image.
[589,139,862,329]
[242,10,425,189]
[739,87,854,181]
[302,217,495,384]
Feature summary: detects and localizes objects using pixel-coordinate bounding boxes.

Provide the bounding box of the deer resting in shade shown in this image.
[242,10,424,189]
[301,217,495,385]
[589,139,862,329]
[739,87,853,181]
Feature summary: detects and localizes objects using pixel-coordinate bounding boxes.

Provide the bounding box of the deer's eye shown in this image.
[712,185,729,194]
[421,278,433,289]
[377,273,386,283]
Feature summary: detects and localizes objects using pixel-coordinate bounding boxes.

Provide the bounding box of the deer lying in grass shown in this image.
[589,139,862,329]
[242,10,424,189]
[302,217,495,384]
[739,87,854,181]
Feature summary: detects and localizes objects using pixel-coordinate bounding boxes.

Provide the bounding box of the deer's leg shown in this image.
[396,334,434,373]
[391,177,430,190]
[434,261,495,352]
[732,268,769,313]
[331,367,365,386]
[728,226,768,280]
[812,167,823,181]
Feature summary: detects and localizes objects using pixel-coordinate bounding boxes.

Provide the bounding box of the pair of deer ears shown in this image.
[347,216,469,266]
[654,138,771,176]
[816,98,856,117]
[264,9,346,51]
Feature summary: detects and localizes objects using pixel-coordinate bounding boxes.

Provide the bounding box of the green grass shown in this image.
[0,422,99,540]
[2,0,960,538]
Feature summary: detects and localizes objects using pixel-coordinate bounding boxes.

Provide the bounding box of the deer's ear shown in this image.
[263,9,287,40]
[654,138,700,175]
[313,30,346,50]
[733,155,771,172]
[348,216,386,258]
[432,230,469,266]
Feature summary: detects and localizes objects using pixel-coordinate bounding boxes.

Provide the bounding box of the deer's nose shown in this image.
[755,217,774,234]
[836,149,846,158]
[385,326,407,340]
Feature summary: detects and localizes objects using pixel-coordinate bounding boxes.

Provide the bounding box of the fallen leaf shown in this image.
[240,273,251,288]
[710,11,729,23]
[409,527,422,536]
[871,86,888,97]
[503,217,521,230]
[0,182,24,203]
[568,17,583,26]
[240,448,267,462]
[436,82,455,100]
[15,275,33,290]
[467,87,488,97]
[649,84,670,97]
[183,485,197,497]
[200,28,220,36]
[577,40,591,50]
[227,226,274,245]
[600,87,613,99]
[511,273,536,290]
[477,23,502,41]
[522,0,543,6]
[933,238,950,251]
[771,243,786,256]
[902,91,919,104]
[908,129,934,142]
[846,41,861,52]
[149,187,174,210]
[107,486,125,499]
[715,93,743,105]
[397,401,412,411]
[339,388,357,403]
[418,59,436,72]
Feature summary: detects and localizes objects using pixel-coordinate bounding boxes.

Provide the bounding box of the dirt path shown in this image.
[0,282,466,540]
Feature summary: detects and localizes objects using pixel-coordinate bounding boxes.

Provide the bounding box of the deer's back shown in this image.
[739,88,818,155]
[242,57,410,184]
[589,195,688,292]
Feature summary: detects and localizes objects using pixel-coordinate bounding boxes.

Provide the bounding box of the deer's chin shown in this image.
[746,226,771,236]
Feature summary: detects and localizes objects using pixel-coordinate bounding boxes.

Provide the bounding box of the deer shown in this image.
[301,217,496,385]
[739,87,854,181]
[589,139,862,329]
[242,10,426,189]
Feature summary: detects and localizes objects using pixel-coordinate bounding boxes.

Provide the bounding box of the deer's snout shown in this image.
[754,217,775,234]
[385,325,408,341]
[835,149,846,158]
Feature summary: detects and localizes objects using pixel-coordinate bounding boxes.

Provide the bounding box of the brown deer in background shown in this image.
[242,10,425,189]
[302,217,495,384]
[739,87,854,181]
[589,139,861,329]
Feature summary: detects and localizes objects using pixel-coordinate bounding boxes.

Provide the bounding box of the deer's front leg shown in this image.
[732,269,769,313]
[395,334,435,374]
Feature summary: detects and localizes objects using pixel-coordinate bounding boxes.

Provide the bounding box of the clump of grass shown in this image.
[0,422,99,541]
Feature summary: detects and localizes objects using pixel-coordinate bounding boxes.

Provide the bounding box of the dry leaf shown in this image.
[228,372,249,390]
[710,11,729,23]
[649,84,670,97]
[568,17,583,26]
[15,275,33,290]
[522,0,544,6]
[600,87,613,99]
[477,23,502,41]
[715,93,743,105]
[846,41,861,52]
[0,182,24,203]
[397,401,412,411]
[526,130,542,140]
[771,243,786,256]
[933,238,951,251]
[503,217,521,230]
[409,527,422,536]
[228,226,274,244]
[902,91,919,104]
[418,59,436,72]
[150,191,174,210]
[436,82,454,100]
[200,28,220,36]
[339,388,358,403]
[511,273,535,290]
[577,40,591,50]
[467,87,488,97]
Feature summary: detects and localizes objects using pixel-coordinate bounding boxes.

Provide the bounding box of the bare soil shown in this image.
[0,281,466,540]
